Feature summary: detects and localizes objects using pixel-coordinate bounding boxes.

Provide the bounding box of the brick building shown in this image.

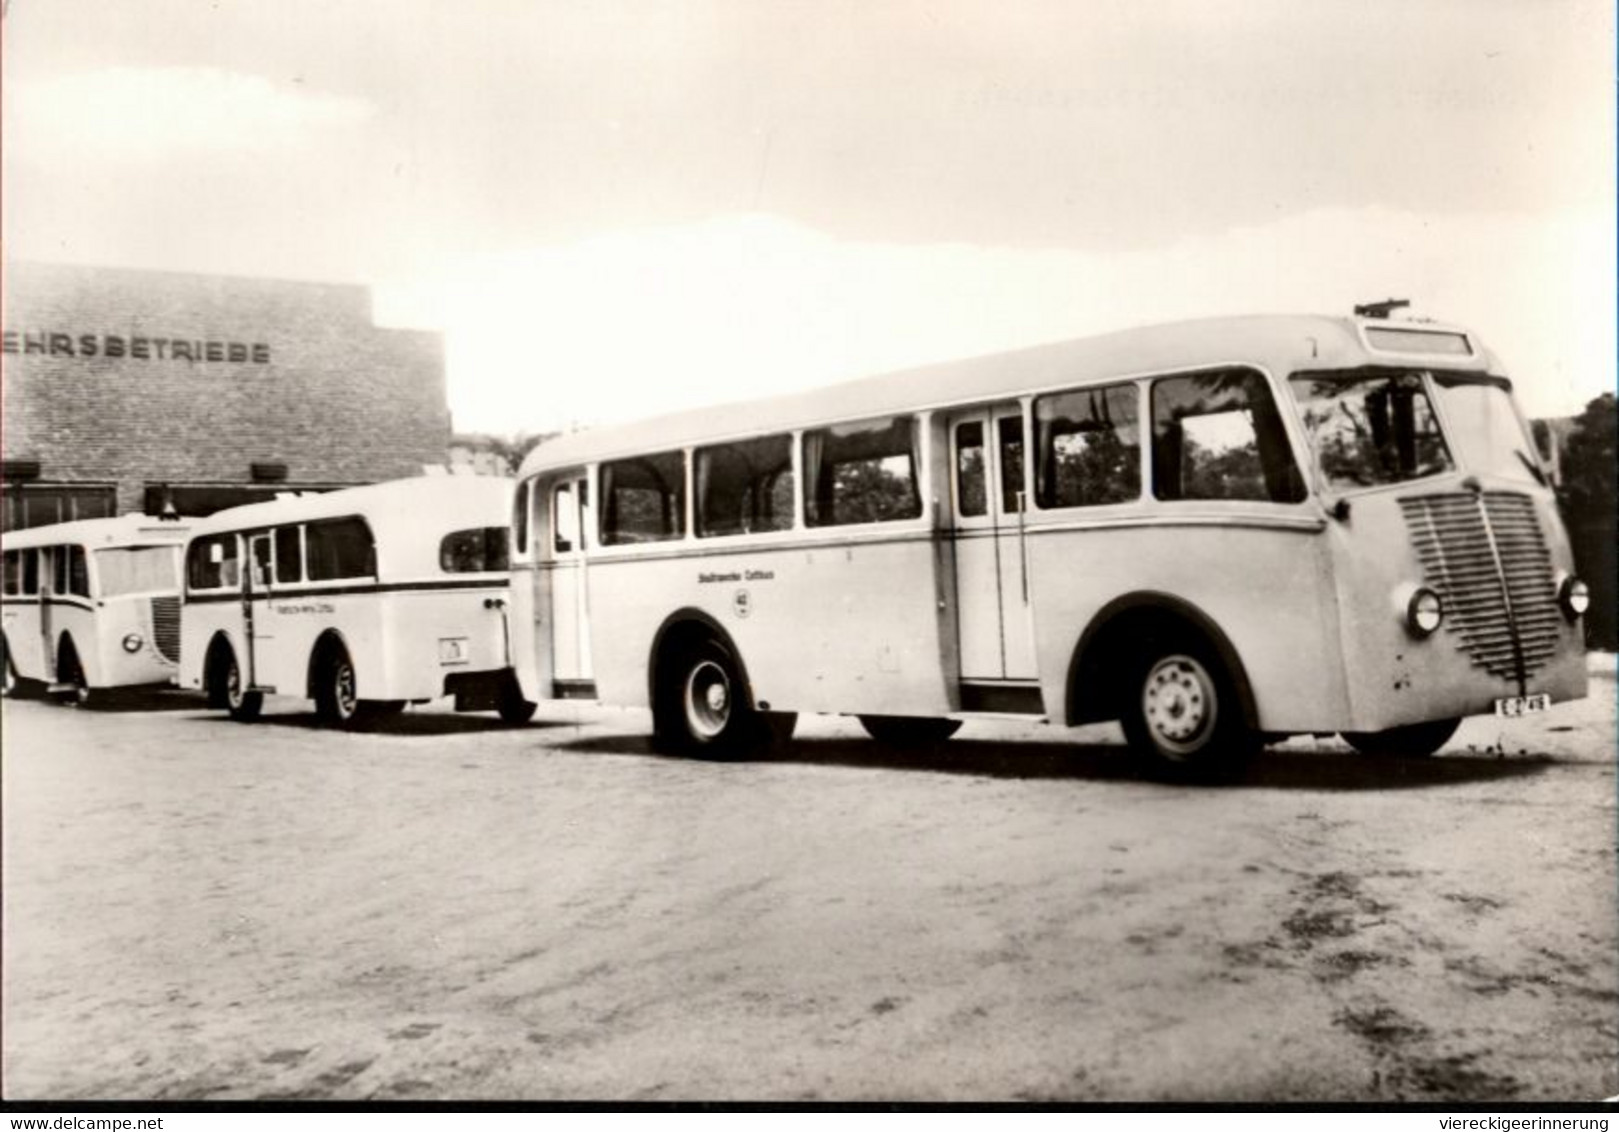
[1,262,449,531]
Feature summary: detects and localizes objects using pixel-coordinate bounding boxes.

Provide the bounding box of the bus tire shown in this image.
[497,682,537,724]
[1342,718,1459,758]
[653,636,767,759]
[1,635,24,699]
[213,643,263,722]
[313,641,362,727]
[1119,633,1255,781]
[55,637,91,708]
[859,715,962,747]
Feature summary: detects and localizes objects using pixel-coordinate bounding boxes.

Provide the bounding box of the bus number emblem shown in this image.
[733,589,751,619]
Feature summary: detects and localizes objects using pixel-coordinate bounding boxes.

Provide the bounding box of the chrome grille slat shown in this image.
[1398,490,1560,683]
[150,596,181,664]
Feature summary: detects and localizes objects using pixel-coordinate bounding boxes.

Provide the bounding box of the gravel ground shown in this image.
[3,657,1615,1103]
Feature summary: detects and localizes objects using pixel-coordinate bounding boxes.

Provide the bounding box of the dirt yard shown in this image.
[3,658,1615,1102]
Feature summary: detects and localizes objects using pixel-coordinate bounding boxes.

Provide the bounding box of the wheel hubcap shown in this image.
[1143,655,1216,753]
[226,660,243,708]
[684,659,731,739]
[336,662,356,716]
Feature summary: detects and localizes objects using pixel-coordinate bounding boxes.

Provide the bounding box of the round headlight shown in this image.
[121,633,144,653]
[1559,576,1590,620]
[1407,587,1443,636]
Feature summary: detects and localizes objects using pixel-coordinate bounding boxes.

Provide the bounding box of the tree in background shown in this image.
[1555,393,1616,650]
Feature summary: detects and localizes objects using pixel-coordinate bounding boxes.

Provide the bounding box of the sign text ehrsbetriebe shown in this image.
[2,330,271,364]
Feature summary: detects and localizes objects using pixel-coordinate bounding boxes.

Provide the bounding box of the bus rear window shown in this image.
[805,416,922,527]
[696,434,795,537]
[601,453,686,545]
[1152,370,1305,503]
[440,527,510,573]
[187,535,239,590]
[306,517,375,580]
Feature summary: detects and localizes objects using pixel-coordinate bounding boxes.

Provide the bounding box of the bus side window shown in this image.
[275,526,303,583]
[21,549,39,594]
[441,527,509,573]
[306,517,375,581]
[2,550,18,596]
[804,415,922,527]
[600,454,685,545]
[512,479,531,559]
[695,434,794,537]
[1151,370,1305,504]
[955,421,987,517]
[1034,384,1142,508]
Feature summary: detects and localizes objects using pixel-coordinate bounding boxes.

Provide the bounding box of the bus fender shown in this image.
[646,608,759,711]
[1065,592,1258,730]
[305,628,356,699]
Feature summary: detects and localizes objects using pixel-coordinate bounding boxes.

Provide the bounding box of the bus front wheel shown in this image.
[1342,718,1459,758]
[314,643,362,727]
[215,644,263,722]
[859,716,962,747]
[1119,637,1254,780]
[653,636,783,759]
[54,639,91,707]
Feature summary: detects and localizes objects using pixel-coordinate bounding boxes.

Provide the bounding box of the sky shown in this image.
[3,0,1614,433]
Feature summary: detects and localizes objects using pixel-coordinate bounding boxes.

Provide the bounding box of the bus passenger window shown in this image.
[440,527,510,573]
[21,549,39,594]
[306,517,375,580]
[186,535,239,590]
[1151,370,1305,504]
[2,551,18,596]
[275,526,303,583]
[695,434,794,537]
[804,416,922,527]
[1035,385,1141,508]
[955,422,987,517]
[600,454,685,545]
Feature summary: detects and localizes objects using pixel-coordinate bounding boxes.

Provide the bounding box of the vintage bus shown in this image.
[509,311,1589,776]
[2,514,192,702]
[178,475,532,726]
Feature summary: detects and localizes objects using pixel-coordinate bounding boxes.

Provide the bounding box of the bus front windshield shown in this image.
[95,546,180,597]
[1289,369,1547,493]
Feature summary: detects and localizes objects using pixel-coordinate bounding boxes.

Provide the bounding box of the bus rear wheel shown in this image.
[1,636,21,699]
[653,636,782,759]
[314,643,362,727]
[215,644,263,722]
[1119,636,1254,781]
[859,715,962,747]
[1342,718,1459,758]
[497,680,537,724]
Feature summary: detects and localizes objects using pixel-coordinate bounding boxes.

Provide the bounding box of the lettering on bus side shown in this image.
[272,602,336,615]
[698,569,775,584]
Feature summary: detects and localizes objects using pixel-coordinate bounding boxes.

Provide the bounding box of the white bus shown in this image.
[2,514,192,702]
[178,476,532,726]
[509,311,1589,777]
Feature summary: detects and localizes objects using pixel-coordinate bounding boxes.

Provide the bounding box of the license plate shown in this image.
[438,637,470,665]
[1494,693,1550,718]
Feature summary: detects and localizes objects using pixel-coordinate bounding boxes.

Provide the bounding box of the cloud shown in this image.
[377,207,1614,435]
[4,66,374,158]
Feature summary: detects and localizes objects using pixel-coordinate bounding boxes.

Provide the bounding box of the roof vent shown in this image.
[1353,298,1410,320]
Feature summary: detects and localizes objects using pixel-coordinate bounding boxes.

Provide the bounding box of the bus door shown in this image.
[243,532,274,689]
[549,475,594,691]
[947,405,1038,683]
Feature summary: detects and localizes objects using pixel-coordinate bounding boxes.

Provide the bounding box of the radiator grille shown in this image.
[1398,491,1561,683]
[150,596,181,663]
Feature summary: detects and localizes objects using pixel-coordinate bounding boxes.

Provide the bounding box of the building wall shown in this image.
[2,261,448,525]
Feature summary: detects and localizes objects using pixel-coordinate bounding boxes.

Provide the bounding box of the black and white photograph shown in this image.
[2,0,1615,1108]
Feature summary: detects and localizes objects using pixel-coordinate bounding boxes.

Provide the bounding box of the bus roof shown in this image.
[520,312,1499,474]
[2,513,194,550]
[184,475,514,546]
